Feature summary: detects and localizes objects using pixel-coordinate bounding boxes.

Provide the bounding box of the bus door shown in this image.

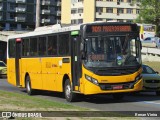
[71,35,81,91]
[15,38,21,86]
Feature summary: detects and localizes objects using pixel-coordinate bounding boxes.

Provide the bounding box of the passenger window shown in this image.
[58,34,69,55]
[39,37,46,56]
[9,39,16,58]
[30,38,38,56]
[22,39,29,56]
[47,36,57,55]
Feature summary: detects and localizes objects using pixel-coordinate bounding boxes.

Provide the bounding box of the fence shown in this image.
[141,47,160,62]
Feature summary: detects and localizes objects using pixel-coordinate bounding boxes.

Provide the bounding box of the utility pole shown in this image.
[36,0,40,28]
[155,0,160,35]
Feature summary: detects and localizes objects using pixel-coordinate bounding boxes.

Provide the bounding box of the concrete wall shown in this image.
[83,0,95,23]
[61,0,71,24]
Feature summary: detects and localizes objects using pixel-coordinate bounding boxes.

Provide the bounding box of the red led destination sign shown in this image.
[91,25,132,32]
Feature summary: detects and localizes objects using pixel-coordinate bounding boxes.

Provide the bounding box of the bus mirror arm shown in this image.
[81,51,86,60]
[81,42,87,60]
[140,41,142,50]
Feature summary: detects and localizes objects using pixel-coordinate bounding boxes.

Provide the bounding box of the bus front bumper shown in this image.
[81,78,143,95]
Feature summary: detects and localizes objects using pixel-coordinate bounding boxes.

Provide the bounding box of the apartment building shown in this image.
[61,0,140,24]
[0,0,61,31]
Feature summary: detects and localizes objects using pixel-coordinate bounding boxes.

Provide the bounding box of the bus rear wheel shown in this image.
[64,79,76,102]
[25,76,34,95]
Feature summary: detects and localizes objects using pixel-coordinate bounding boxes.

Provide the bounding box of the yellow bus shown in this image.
[7,22,143,102]
[137,23,156,41]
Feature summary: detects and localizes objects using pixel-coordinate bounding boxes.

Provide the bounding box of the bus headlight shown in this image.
[85,74,99,86]
[135,74,142,83]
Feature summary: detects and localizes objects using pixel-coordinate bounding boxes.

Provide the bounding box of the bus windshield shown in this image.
[84,35,141,68]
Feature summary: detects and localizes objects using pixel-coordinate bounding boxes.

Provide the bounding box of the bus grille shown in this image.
[99,81,134,90]
[94,68,138,76]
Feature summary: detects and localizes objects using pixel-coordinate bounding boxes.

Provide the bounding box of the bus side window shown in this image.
[8,39,16,58]
[30,38,38,56]
[22,39,29,56]
[47,35,57,56]
[58,34,69,55]
[39,37,47,56]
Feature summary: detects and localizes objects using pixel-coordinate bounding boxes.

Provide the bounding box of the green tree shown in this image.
[136,0,160,35]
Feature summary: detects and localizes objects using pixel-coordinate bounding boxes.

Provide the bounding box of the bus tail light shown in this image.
[16,38,22,42]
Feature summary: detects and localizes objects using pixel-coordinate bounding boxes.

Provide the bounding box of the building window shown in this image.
[127,9,133,14]
[71,9,77,14]
[117,0,124,2]
[117,8,124,14]
[136,9,140,14]
[117,19,124,22]
[95,18,103,21]
[71,20,77,24]
[78,19,83,24]
[126,20,133,22]
[9,13,15,19]
[78,8,83,13]
[78,0,84,2]
[106,19,113,21]
[9,3,15,11]
[106,8,113,13]
[96,7,103,13]
[10,24,16,30]
[127,0,132,3]
[106,0,113,1]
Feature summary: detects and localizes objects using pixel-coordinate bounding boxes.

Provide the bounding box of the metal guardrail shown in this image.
[141,47,160,62]
[141,47,160,56]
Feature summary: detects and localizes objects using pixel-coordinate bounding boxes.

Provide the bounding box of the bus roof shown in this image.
[7,24,81,39]
[7,22,137,40]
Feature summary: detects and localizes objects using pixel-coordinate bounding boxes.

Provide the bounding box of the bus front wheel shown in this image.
[25,76,34,95]
[64,79,76,102]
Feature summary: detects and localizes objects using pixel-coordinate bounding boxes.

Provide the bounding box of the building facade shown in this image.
[61,0,140,24]
[0,0,61,31]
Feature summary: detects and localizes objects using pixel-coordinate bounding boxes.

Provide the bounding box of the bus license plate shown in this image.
[112,85,123,90]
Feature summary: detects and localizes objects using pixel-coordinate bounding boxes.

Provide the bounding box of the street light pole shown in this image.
[36,0,40,28]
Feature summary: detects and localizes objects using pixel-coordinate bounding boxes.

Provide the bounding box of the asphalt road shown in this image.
[0,78,160,117]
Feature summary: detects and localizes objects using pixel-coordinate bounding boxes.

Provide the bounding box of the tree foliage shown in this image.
[136,0,160,34]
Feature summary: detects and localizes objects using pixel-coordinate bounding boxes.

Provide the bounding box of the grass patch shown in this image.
[0,90,141,120]
[0,90,86,111]
[143,61,160,73]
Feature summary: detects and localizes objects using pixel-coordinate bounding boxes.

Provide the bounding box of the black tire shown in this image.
[64,79,76,102]
[112,93,124,100]
[156,91,160,96]
[25,76,34,95]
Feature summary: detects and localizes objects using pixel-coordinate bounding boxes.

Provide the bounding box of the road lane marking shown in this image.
[141,101,160,106]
